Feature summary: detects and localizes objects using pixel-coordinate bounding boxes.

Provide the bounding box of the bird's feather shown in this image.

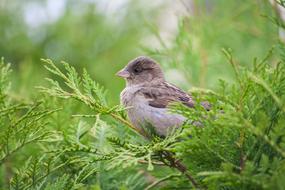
[118,56,211,136]
[139,82,195,109]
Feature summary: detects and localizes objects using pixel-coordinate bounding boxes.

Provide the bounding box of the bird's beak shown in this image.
[116,69,130,78]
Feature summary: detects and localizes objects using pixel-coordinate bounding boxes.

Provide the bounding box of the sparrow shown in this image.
[116,56,209,137]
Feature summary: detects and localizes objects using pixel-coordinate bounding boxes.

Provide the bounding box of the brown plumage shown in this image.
[140,82,195,109]
[117,56,209,136]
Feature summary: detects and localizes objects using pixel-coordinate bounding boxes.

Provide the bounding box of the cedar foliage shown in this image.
[1,1,285,190]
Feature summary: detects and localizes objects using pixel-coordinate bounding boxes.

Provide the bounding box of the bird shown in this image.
[116,56,210,137]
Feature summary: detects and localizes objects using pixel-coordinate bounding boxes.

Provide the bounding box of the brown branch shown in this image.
[161,151,201,189]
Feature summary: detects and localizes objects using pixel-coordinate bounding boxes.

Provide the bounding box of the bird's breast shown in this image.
[120,87,185,136]
[121,86,140,107]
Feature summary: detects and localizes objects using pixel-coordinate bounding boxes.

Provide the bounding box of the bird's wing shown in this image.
[139,82,195,109]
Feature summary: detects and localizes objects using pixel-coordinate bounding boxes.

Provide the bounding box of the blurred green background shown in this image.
[0,0,278,103]
[0,0,283,189]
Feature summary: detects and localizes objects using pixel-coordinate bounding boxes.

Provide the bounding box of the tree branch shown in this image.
[161,151,201,189]
[144,173,181,190]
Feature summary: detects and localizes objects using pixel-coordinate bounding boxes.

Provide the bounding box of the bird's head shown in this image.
[116,56,165,86]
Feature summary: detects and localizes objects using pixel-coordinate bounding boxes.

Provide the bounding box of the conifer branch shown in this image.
[39,59,146,136]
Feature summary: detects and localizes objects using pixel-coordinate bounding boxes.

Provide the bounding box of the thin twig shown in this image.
[222,48,243,88]
[138,160,166,166]
[144,173,181,190]
[110,113,147,136]
[161,151,201,189]
[238,129,246,172]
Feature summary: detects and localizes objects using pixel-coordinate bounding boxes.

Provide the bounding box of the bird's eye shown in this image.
[134,67,142,74]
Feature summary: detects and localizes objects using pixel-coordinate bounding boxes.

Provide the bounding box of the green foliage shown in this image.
[174,47,285,189]
[6,45,283,189]
[0,1,285,190]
